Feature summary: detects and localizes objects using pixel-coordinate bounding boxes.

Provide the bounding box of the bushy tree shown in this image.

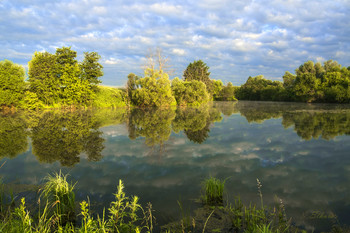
[59,63,94,105]
[183,60,213,95]
[216,82,237,101]
[80,51,103,86]
[28,52,59,105]
[130,69,176,107]
[289,60,350,102]
[171,77,209,106]
[0,60,26,107]
[126,73,140,103]
[28,47,102,107]
[236,75,285,101]
[212,79,224,100]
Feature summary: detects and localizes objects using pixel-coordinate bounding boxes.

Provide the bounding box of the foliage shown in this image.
[126,73,141,104]
[236,75,287,101]
[28,47,103,108]
[235,60,350,103]
[80,51,103,86]
[20,91,44,110]
[212,79,224,100]
[28,51,59,105]
[129,69,176,107]
[183,60,214,96]
[59,63,95,106]
[0,60,26,108]
[171,77,209,106]
[215,82,238,101]
[93,85,126,108]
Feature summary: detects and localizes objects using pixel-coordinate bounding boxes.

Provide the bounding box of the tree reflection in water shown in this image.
[2,101,350,165]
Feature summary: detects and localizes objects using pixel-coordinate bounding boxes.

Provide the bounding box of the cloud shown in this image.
[0,0,349,86]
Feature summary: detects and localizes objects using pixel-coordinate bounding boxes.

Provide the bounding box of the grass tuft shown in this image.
[40,170,76,225]
[202,177,227,206]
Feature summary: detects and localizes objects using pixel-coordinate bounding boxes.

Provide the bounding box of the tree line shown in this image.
[236,60,350,103]
[1,46,350,110]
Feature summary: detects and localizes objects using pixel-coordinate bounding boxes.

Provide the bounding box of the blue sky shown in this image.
[1,0,349,86]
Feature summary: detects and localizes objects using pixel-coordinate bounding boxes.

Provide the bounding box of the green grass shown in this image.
[40,171,76,226]
[0,174,348,232]
[0,172,154,233]
[201,177,227,206]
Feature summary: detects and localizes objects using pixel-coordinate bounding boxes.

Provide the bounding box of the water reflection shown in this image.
[1,102,350,231]
[1,101,350,163]
[0,112,28,159]
[30,111,105,166]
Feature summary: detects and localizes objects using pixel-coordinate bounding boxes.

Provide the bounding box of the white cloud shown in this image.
[172,48,186,56]
[0,0,349,86]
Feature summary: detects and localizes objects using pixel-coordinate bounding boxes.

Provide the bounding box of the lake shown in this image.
[1,101,350,232]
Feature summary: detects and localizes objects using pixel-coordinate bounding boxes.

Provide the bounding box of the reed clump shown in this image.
[201,177,226,206]
[40,171,76,226]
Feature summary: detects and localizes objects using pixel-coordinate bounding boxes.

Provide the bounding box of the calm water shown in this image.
[1,101,350,232]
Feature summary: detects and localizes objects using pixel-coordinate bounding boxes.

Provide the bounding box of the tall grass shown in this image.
[201,177,227,206]
[0,173,347,232]
[40,171,76,226]
[0,172,154,232]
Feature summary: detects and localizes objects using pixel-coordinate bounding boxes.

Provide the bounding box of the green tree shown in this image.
[282,71,296,89]
[131,69,176,107]
[236,75,284,101]
[28,52,59,105]
[171,77,209,106]
[0,60,26,108]
[212,79,224,100]
[292,73,321,102]
[183,60,213,95]
[55,46,78,68]
[80,51,103,86]
[216,82,237,101]
[126,73,140,104]
[59,63,94,105]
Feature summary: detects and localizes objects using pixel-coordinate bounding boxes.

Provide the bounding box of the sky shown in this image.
[1,0,350,87]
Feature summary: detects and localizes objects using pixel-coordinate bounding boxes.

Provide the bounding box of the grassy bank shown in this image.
[92,86,126,108]
[0,173,347,232]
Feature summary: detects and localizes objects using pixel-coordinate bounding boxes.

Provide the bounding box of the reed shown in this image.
[202,177,226,206]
